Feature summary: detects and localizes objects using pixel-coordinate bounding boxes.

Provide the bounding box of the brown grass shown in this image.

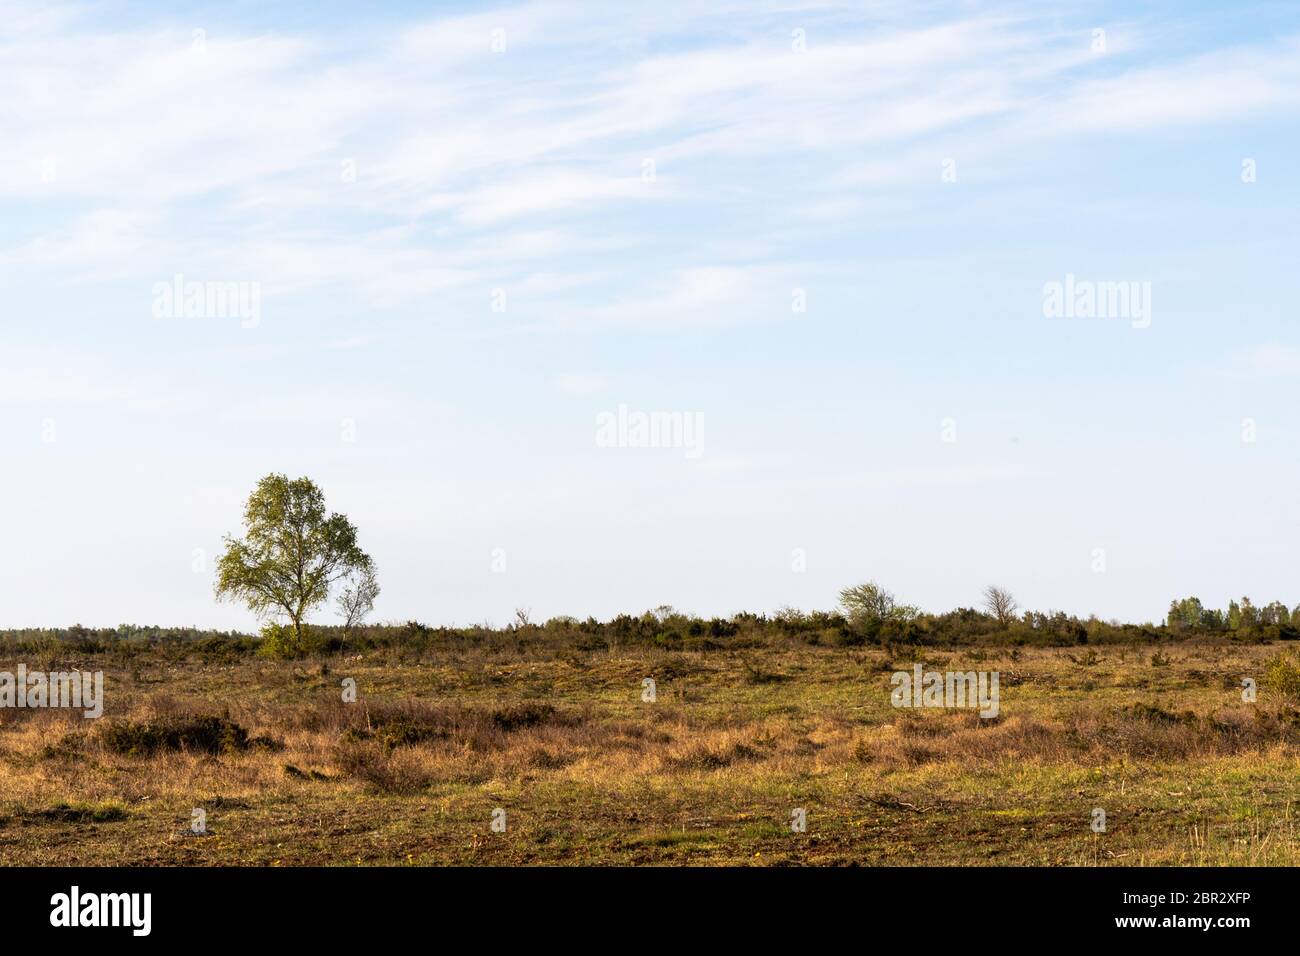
[0,642,1297,865]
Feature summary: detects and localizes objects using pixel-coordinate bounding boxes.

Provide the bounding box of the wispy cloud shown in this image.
[554,373,611,395]
[6,5,1299,326]
[1229,344,1300,381]
[4,1,1300,629]
[1050,37,1300,132]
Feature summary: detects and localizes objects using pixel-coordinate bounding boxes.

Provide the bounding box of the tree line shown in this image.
[1165,595,1300,632]
[4,476,1296,655]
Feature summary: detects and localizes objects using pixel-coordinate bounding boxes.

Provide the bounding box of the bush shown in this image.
[192,635,258,661]
[491,702,557,731]
[334,743,433,794]
[101,714,250,756]
[1264,652,1300,702]
[257,621,313,660]
[22,802,129,823]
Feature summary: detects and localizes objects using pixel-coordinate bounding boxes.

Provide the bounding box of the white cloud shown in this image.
[4,4,1299,325]
[1048,38,1300,132]
[4,208,157,280]
[459,170,648,224]
[322,335,378,351]
[0,363,181,414]
[582,265,797,328]
[1231,344,1300,380]
[554,373,610,395]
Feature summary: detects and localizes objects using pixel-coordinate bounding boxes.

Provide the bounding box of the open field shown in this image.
[2,641,1298,866]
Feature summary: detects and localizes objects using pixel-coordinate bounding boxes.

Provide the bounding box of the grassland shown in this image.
[1,641,1297,865]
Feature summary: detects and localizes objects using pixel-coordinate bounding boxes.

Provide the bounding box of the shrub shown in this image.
[1122,702,1196,725]
[257,621,315,660]
[192,635,258,661]
[334,743,434,793]
[491,702,557,731]
[341,717,444,751]
[1263,652,1300,702]
[664,741,762,771]
[101,714,251,756]
[22,802,129,823]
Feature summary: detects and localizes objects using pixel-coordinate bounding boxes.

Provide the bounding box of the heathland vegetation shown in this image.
[2,635,1298,865]
[7,476,1296,658]
[4,588,1296,659]
[2,474,1298,866]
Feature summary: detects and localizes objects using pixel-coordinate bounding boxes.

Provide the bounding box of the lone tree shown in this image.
[982,585,1019,625]
[216,474,375,654]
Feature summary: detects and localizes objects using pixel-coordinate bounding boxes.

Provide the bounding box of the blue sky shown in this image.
[2,0,1299,630]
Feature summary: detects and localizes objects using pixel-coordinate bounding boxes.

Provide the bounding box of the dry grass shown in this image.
[0,642,1297,865]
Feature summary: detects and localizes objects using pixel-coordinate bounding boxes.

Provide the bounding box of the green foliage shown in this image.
[1263,651,1300,702]
[216,473,375,649]
[14,582,1300,662]
[838,582,919,634]
[257,621,314,660]
[1261,601,1291,626]
[337,567,381,636]
[1166,596,1204,630]
[1163,594,1296,641]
